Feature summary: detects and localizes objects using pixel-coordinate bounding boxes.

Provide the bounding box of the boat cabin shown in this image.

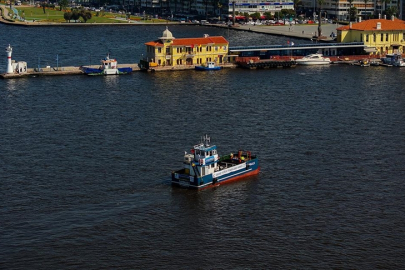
[206,62,216,68]
[183,136,219,177]
[101,56,117,70]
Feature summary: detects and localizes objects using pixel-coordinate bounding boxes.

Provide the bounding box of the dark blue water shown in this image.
[1,24,405,269]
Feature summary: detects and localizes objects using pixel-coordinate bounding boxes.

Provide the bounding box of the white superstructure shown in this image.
[6,44,13,74]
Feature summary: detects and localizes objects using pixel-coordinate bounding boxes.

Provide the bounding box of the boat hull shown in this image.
[296,61,330,65]
[172,158,260,189]
[195,66,221,71]
[81,66,132,75]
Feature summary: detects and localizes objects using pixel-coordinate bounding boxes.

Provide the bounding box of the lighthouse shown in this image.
[6,44,13,74]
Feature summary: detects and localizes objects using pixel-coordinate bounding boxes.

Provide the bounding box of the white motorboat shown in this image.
[295,53,331,65]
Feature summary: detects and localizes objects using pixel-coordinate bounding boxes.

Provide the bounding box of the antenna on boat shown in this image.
[203,134,210,146]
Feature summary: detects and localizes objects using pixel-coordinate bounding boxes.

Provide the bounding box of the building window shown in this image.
[381,33,383,42]
[386,33,389,41]
[373,33,376,42]
[366,34,369,42]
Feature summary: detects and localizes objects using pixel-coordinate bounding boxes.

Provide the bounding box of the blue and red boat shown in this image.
[194,62,221,71]
[171,135,260,189]
[80,55,132,75]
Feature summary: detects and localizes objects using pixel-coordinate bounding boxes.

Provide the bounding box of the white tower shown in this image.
[6,44,13,74]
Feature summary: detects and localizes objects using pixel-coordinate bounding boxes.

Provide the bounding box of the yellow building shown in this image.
[337,17,405,55]
[140,27,229,68]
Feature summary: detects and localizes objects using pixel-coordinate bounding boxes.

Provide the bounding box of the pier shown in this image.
[1,64,141,79]
[236,57,296,69]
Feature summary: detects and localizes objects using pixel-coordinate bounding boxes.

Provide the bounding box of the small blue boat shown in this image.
[81,55,132,75]
[171,135,260,189]
[195,62,221,71]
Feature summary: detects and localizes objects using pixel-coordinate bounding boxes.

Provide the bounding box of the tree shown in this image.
[63,11,72,22]
[58,0,69,11]
[385,6,398,18]
[381,0,392,14]
[251,12,260,20]
[293,0,302,17]
[347,0,354,21]
[41,2,46,14]
[317,0,325,37]
[79,8,92,22]
[349,6,358,21]
[263,11,273,20]
[363,0,369,19]
[71,10,80,22]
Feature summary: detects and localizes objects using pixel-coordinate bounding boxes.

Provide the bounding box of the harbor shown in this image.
[2,18,405,270]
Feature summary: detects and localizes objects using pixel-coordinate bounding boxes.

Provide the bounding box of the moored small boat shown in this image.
[381,53,405,67]
[81,55,132,75]
[195,61,221,71]
[351,58,370,67]
[171,135,260,189]
[296,53,331,65]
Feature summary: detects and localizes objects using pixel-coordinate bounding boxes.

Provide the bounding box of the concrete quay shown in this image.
[0,64,141,79]
[206,22,343,42]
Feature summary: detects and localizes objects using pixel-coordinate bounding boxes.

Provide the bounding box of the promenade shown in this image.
[226,23,342,42]
[1,4,342,42]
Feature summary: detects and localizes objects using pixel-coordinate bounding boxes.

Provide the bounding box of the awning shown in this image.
[364,47,377,53]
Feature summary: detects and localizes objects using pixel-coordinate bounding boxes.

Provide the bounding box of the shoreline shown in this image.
[0,5,339,42]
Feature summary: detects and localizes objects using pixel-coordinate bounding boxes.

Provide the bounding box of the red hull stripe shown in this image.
[199,166,261,190]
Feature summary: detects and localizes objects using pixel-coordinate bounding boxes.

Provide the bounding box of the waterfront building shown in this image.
[120,0,294,18]
[299,0,403,21]
[140,27,229,68]
[336,17,405,54]
[228,0,294,15]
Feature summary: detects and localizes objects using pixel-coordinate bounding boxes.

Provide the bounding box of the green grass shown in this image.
[13,6,168,23]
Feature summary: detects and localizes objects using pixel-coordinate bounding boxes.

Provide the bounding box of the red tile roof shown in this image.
[145,36,228,47]
[337,18,405,31]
